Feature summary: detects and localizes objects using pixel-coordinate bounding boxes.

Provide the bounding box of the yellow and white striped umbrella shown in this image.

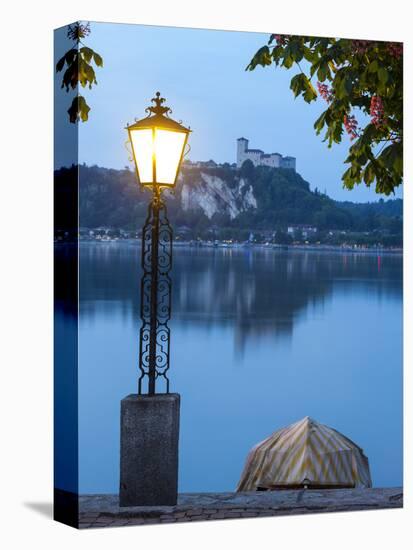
[237,417,372,491]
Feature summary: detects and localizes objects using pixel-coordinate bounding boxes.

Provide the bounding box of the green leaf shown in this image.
[68,96,79,123]
[246,46,272,70]
[393,152,403,174]
[56,55,65,72]
[84,62,96,84]
[282,55,294,69]
[314,111,327,133]
[363,162,375,185]
[309,63,319,78]
[303,48,315,64]
[378,67,388,84]
[93,52,103,67]
[78,59,96,88]
[342,166,355,188]
[368,60,378,73]
[62,63,78,91]
[65,49,77,65]
[78,96,91,122]
[290,73,317,102]
[343,76,353,95]
[67,95,91,123]
[317,63,330,82]
[303,79,317,102]
[290,73,305,97]
[80,46,94,63]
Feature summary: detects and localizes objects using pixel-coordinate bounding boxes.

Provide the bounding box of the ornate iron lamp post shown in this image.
[120,93,190,507]
[126,92,191,395]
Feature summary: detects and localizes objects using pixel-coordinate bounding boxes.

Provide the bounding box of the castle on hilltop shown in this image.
[237,137,296,171]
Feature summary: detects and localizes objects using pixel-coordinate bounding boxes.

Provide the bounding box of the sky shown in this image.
[54,22,402,203]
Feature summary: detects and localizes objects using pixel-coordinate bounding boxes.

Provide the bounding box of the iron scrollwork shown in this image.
[138,193,173,394]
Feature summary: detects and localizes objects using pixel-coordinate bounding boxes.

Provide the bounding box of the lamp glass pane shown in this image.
[130,128,153,183]
[154,129,186,185]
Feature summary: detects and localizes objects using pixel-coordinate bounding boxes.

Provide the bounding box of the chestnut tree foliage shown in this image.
[247,35,403,195]
[56,22,103,123]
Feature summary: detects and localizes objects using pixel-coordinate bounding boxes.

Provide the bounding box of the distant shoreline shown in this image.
[67,239,402,255]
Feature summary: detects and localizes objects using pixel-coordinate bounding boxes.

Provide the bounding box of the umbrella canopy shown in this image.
[237,417,372,491]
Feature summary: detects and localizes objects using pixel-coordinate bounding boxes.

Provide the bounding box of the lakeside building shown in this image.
[237,137,296,170]
[287,225,318,238]
[183,159,228,169]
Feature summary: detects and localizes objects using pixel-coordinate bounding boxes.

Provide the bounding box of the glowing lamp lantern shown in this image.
[126,92,190,190]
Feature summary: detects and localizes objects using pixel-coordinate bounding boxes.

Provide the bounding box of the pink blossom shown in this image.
[317,82,333,102]
[270,34,289,46]
[387,42,403,59]
[343,114,359,140]
[370,95,386,128]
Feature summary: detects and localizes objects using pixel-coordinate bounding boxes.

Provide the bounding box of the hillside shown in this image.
[55,163,402,240]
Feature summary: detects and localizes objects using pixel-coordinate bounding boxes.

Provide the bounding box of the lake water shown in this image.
[74,242,402,493]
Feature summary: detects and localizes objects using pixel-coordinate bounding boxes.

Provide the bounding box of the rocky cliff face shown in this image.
[179,171,257,219]
[72,164,403,233]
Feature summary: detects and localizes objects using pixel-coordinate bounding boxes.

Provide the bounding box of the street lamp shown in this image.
[120,92,190,507]
[126,92,191,395]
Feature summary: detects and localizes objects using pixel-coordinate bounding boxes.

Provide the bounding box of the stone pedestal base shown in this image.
[119,393,180,507]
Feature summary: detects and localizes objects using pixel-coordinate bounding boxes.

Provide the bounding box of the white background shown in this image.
[0,0,411,548]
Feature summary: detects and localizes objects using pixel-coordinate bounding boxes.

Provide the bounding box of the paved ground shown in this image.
[78,487,403,528]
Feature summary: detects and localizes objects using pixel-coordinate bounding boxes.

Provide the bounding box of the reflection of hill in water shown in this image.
[56,243,402,348]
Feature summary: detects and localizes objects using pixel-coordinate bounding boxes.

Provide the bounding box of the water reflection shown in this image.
[77,243,402,354]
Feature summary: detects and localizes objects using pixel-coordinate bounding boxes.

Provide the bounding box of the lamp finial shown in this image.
[147,91,171,116]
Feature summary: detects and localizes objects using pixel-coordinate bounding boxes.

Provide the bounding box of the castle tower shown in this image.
[237,137,248,168]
